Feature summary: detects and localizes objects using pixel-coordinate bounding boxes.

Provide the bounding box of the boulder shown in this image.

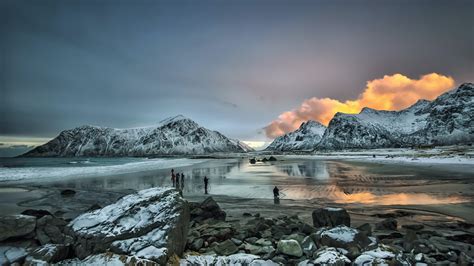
[317,225,371,255]
[214,239,238,256]
[0,215,36,241]
[64,252,160,265]
[0,246,28,265]
[66,187,190,263]
[191,197,226,222]
[35,215,68,245]
[312,207,350,228]
[301,236,317,256]
[20,209,53,218]
[354,245,396,265]
[277,239,303,257]
[375,218,397,231]
[269,156,277,161]
[30,244,71,263]
[306,247,350,265]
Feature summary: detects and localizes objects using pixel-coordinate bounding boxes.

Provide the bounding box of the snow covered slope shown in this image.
[22,115,247,157]
[317,83,474,149]
[230,139,255,152]
[266,120,326,151]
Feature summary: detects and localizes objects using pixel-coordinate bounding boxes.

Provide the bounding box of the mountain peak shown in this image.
[159,115,192,125]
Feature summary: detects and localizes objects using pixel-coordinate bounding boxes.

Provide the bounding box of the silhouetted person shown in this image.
[171,169,176,187]
[273,186,280,204]
[181,173,185,189]
[176,173,180,188]
[204,176,209,194]
[273,186,280,198]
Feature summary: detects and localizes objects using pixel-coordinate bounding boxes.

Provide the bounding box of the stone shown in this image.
[193,197,226,221]
[30,244,71,263]
[35,215,68,245]
[255,238,272,246]
[0,246,28,265]
[375,218,398,231]
[269,156,277,161]
[403,229,418,252]
[243,213,252,217]
[190,238,204,251]
[214,240,238,256]
[66,187,190,263]
[277,239,303,257]
[310,247,350,265]
[60,189,76,197]
[312,207,350,228]
[246,237,258,244]
[353,244,397,265]
[301,236,317,256]
[20,209,53,218]
[286,233,305,244]
[0,215,36,241]
[68,252,160,265]
[231,238,242,246]
[357,223,372,236]
[317,225,371,253]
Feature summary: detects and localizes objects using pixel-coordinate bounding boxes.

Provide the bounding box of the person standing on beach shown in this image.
[204,176,209,194]
[176,173,180,188]
[181,173,185,189]
[171,169,176,187]
[273,186,280,204]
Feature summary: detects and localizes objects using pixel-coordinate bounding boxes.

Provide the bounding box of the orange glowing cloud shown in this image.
[265,73,455,138]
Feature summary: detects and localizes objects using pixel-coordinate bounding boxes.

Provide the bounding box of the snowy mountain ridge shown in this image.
[22,115,247,157]
[265,120,326,151]
[267,83,474,151]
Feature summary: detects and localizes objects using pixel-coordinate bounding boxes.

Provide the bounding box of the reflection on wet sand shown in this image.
[332,191,468,205]
[32,158,473,207]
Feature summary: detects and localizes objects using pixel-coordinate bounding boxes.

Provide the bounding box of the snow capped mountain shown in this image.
[266,120,326,151]
[317,83,474,149]
[22,115,248,157]
[265,83,473,151]
[229,139,255,152]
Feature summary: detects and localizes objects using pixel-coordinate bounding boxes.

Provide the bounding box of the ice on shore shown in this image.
[0,158,207,182]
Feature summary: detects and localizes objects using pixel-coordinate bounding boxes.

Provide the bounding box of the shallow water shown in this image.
[1,157,472,207]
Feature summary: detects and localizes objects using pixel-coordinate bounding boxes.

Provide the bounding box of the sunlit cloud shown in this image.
[265,73,455,138]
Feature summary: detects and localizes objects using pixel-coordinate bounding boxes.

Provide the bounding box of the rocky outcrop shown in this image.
[312,207,350,228]
[29,244,72,263]
[190,197,226,222]
[0,215,36,241]
[66,187,190,263]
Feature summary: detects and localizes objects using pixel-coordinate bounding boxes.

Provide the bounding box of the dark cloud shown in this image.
[1,0,472,142]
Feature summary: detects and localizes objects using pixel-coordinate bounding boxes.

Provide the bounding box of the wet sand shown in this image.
[0,157,472,227]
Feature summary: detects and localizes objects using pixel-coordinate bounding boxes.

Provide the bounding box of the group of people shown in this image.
[170,169,279,199]
[171,168,210,194]
[171,169,185,189]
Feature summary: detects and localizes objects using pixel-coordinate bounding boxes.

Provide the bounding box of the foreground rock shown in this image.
[0,215,36,241]
[312,207,350,228]
[67,187,190,264]
[190,197,226,222]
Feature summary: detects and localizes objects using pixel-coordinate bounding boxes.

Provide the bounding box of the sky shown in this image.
[1,0,473,156]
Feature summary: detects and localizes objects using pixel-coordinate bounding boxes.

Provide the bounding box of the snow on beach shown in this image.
[284,146,474,165]
[0,158,207,182]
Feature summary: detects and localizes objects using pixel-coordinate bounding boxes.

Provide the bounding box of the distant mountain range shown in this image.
[22,115,250,157]
[266,83,474,151]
